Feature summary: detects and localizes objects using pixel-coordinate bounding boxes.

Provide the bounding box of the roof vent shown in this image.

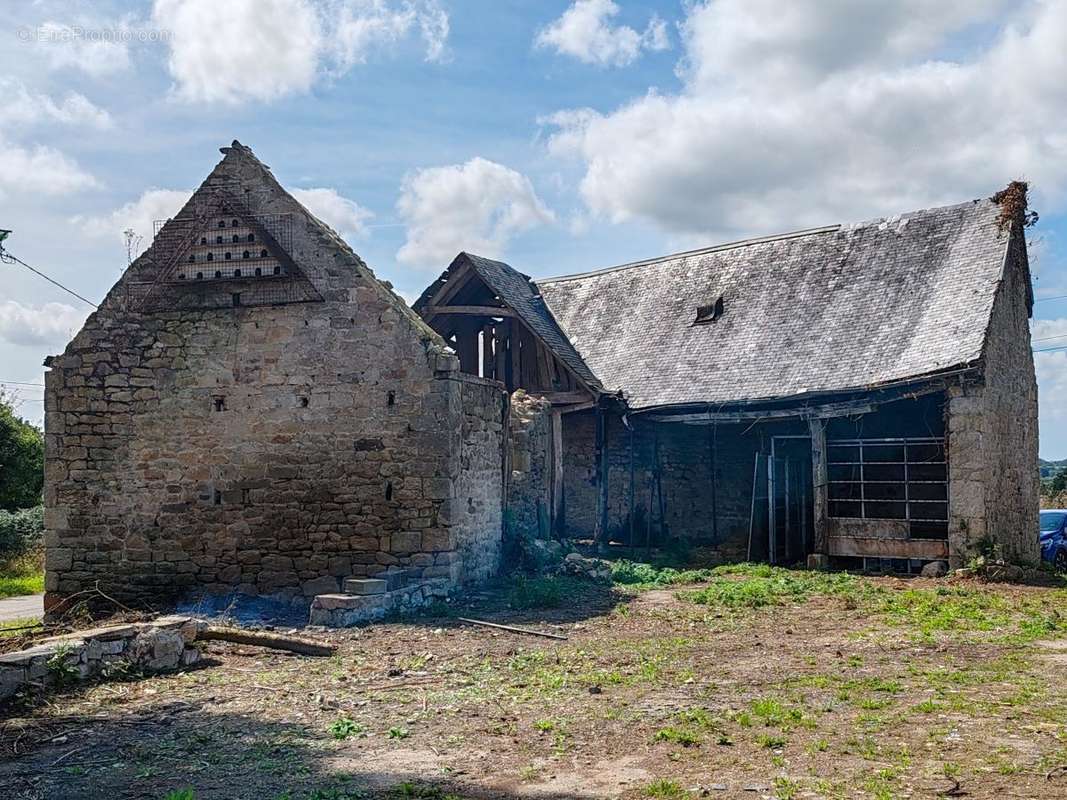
[694,295,724,325]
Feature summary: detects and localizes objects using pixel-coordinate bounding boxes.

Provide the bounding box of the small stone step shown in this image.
[343,578,388,595]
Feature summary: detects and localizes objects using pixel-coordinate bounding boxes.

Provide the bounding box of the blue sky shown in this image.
[3,0,1067,456]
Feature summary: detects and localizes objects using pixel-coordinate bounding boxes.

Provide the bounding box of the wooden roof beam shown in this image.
[427,304,516,319]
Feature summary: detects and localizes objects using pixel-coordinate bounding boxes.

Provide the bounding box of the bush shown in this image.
[0,505,44,562]
[507,575,565,610]
[0,393,44,511]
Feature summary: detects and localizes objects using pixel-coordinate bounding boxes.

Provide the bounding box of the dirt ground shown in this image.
[2,569,1066,800]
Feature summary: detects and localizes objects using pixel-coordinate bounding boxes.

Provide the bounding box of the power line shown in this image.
[0,245,98,308]
[0,380,44,387]
[1035,294,1067,304]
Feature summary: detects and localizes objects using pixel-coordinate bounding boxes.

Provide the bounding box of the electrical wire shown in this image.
[1,249,98,308]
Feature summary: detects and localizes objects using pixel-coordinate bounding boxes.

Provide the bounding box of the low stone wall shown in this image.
[309,578,449,627]
[0,615,202,703]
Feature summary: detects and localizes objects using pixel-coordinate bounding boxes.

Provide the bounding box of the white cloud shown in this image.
[153,0,320,104]
[0,139,99,197]
[291,187,374,238]
[329,0,449,68]
[0,301,90,348]
[546,0,1067,239]
[1033,318,1067,453]
[396,157,555,269]
[536,0,669,67]
[2,79,112,130]
[152,0,450,104]
[73,188,190,254]
[37,21,132,77]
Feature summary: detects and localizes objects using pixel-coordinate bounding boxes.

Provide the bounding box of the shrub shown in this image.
[507,575,565,610]
[0,505,43,562]
[0,394,43,511]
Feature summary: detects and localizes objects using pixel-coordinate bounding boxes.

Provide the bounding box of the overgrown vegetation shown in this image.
[0,505,44,597]
[0,390,43,512]
[506,575,567,610]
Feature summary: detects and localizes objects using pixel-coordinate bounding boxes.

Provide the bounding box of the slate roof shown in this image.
[535,199,1015,410]
[415,252,602,390]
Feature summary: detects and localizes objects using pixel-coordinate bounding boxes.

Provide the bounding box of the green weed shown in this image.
[643,778,690,798]
[328,717,365,740]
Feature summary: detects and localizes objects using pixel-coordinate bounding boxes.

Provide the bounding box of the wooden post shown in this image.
[808,417,829,557]
[456,321,479,375]
[510,320,521,391]
[551,409,563,536]
[494,323,507,385]
[593,406,610,551]
[482,323,494,379]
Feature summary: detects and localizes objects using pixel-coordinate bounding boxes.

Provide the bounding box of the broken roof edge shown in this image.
[413,251,605,394]
[625,362,983,417]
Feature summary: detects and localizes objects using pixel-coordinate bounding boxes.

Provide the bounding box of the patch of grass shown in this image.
[387,726,410,740]
[506,575,566,610]
[643,778,690,799]
[0,617,42,637]
[327,717,365,740]
[756,732,787,749]
[0,568,43,599]
[387,782,466,800]
[773,777,800,800]
[683,568,860,609]
[163,791,195,800]
[653,726,702,747]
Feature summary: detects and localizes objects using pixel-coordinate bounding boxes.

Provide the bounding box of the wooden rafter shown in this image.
[427,304,515,318]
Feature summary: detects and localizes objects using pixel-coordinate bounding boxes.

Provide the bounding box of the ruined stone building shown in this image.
[44,142,507,618]
[414,191,1039,571]
[44,141,1038,618]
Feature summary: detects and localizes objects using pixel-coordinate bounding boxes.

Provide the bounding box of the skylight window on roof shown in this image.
[694,295,724,325]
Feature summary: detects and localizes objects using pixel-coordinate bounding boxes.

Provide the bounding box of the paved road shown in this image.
[0,594,44,623]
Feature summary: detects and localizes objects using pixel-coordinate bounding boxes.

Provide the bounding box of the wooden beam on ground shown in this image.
[200,625,336,657]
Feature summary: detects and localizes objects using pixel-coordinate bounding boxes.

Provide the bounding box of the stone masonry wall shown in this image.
[506,390,554,541]
[44,145,505,610]
[450,376,508,583]
[947,228,1040,566]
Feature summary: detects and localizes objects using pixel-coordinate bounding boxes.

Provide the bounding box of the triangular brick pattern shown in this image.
[125,184,322,311]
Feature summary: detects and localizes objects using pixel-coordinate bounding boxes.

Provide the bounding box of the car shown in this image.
[1040,509,1067,570]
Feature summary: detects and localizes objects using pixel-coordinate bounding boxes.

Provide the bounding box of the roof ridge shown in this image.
[539,225,840,284]
[538,196,993,285]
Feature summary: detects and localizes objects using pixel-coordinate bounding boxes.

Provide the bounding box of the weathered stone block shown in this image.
[342,578,387,595]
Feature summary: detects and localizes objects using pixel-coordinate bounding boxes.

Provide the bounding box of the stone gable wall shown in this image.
[44,148,506,611]
[947,229,1039,565]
